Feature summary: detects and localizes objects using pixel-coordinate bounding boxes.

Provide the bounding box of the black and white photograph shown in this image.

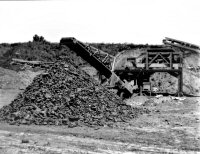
[0,0,199,153]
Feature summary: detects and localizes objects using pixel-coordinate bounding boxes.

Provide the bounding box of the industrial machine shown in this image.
[60,37,200,98]
[60,38,134,97]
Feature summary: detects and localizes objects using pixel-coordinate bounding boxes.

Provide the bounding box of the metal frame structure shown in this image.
[60,37,199,97]
[114,47,183,96]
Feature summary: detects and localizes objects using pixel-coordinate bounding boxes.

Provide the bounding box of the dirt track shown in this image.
[0,97,199,154]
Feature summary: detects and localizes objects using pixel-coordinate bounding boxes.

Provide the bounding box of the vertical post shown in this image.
[178,52,183,96]
[170,52,172,69]
[139,84,143,96]
[146,52,149,70]
[139,74,143,96]
[178,70,183,96]
[150,80,152,96]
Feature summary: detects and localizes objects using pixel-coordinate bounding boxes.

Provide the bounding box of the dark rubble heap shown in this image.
[0,58,148,127]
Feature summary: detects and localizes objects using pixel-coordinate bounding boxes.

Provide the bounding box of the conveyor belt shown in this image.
[60,37,133,94]
[60,37,113,78]
[163,37,200,53]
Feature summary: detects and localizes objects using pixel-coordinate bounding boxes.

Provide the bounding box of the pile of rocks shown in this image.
[0,57,148,127]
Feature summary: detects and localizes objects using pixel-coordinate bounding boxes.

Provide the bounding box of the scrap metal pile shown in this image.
[0,57,147,127]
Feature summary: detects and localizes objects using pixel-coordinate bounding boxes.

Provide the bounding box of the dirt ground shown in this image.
[0,96,199,154]
[0,67,200,153]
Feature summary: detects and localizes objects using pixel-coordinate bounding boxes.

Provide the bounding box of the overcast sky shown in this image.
[0,0,200,45]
